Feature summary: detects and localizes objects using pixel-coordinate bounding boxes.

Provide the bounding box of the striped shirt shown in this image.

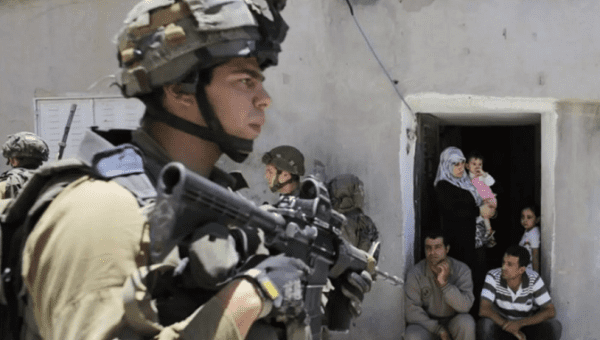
[481,268,552,320]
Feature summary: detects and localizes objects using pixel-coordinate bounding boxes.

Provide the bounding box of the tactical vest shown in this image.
[0,167,34,199]
[0,130,156,340]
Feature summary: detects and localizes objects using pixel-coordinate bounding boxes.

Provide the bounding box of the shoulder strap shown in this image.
[80,129,156,207]
[1,158,88,225]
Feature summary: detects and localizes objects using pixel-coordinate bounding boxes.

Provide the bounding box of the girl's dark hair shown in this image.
[521,204,540,217]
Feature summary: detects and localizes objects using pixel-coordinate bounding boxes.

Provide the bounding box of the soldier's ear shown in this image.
[279,171,291,183]
[163,84,195,107]
[9,158,19,167]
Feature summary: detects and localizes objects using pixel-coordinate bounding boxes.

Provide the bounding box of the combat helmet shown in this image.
[115,0,289,162]
[328,174,365,213]
[2,132,49,166]
[262,145,305,176]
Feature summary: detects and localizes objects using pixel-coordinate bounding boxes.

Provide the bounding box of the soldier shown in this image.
[7,1,371,340]
[328,174,379,253]
[0,132,48,199]
[262,145,305,196]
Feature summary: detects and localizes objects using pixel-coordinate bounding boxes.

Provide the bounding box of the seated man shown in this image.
[478,245,562,340]
[404,229,475,340]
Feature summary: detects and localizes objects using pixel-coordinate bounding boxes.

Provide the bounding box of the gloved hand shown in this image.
[339,270,372,318]
[325,270,372,331]
[238,254,312,318]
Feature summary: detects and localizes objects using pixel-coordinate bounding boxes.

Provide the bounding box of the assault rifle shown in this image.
[149,162,402,340]
[57,103,77,160]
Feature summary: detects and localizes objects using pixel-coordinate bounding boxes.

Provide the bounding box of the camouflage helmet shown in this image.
[2,132,49,162]
[262,145,305,176]
[116,0,289,97]
[328,174,365,213]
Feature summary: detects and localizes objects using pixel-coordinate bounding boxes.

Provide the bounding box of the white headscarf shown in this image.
[434,146,483,206]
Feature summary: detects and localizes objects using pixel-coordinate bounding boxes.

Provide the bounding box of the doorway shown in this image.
[400,94,558,286]
[413,114,541,269]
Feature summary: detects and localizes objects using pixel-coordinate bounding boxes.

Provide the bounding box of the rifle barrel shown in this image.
[57,104,77,160]
[375,267,404,286]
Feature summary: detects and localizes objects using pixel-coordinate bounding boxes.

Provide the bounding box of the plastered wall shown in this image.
[2,0,600,338]
[552,100,600,339]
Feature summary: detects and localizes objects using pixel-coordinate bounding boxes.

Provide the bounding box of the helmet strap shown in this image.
[193,83,254,163]
[270,170,294,193]
[145,102,253,163]
[145,64,255,163]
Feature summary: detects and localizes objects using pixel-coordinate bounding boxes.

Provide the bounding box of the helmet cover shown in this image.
[262,145,305,176]
[116,0,289,97]
[2,132,49,162]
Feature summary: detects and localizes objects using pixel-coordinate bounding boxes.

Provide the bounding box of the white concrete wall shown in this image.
[552,100,600,340]
[2,0,600,339]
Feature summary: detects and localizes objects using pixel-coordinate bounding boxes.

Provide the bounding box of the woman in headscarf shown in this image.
[434,147,493,317]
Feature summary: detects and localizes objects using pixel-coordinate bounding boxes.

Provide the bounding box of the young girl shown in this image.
[519,205,541,272]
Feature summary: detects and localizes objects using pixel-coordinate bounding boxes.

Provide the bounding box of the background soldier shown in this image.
[262,145,305,196]
[328,173,379,253]
[0,132,48,199]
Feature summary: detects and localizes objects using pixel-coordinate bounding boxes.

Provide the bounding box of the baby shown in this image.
[466,151,497,247]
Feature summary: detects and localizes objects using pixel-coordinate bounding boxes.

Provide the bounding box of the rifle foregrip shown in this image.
[329,239,373,278]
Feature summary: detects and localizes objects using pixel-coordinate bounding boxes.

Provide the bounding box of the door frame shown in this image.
[400,93,558,287]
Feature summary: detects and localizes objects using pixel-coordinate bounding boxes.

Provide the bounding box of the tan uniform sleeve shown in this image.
[153,279,265,340]
[0,181,6,199]
[22,177,149,340]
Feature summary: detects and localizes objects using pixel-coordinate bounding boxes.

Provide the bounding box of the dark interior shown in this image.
[414,113,541,271]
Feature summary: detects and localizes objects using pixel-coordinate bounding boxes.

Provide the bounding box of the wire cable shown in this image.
[344,0,414,116]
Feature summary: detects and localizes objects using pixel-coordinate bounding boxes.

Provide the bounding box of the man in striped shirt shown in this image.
[478,245,562,339]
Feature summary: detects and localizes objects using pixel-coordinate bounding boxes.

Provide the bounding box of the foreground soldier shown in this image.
[3,1,361,340]
[262,145,305,196]
[0,132,48,199]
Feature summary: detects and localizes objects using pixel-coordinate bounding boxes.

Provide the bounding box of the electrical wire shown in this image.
[344,0,415,116]
[343,0,418,151]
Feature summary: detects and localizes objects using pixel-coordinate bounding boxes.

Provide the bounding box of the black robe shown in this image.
[434,180,480,269]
